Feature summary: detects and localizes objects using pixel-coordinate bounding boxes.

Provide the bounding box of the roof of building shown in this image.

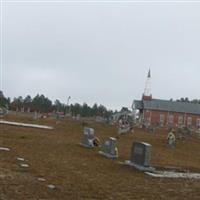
[134,99,200,115]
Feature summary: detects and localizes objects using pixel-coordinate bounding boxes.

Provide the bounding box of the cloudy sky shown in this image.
[1,1,200,110]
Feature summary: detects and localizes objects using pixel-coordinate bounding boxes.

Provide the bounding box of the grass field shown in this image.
[0,113,200,199]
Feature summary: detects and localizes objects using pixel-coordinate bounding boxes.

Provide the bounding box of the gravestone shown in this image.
[99,137,118,159]
[124,141,155,172]
[80,127,95,148]
[76,114,81,120]
[33,111,38,120]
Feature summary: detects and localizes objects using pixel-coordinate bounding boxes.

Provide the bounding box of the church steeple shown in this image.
[142,69,152,100]
[147,69,151,78]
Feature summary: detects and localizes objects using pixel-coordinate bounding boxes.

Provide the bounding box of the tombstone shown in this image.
[99,137,118,159]
[76,114,81,121]
[80,127,95,148]
[124,141,155,172]
[33,111,38,120]
[118,119,131,135]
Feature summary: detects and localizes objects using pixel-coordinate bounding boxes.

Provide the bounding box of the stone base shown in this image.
[145,171,200,179]
[124,160,155,172]
[98,151,118,159]
[79,143,93,148]
[118,128,130,135]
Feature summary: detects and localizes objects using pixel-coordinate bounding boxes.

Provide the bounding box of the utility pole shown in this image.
[66,96,71,116]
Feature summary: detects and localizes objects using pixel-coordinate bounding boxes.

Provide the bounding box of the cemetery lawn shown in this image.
[0,113,200,200]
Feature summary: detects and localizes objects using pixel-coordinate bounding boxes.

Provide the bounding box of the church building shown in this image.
[133,70,200,128]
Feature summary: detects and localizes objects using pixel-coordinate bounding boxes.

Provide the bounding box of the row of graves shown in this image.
[80,127,200,179]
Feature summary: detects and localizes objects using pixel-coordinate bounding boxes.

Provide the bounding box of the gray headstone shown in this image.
[99,137,118,159]
[80,127,95,148]
[124,141,154,172]
[33,111,38,119]
[131,142,151,167]
[76,114,81,120]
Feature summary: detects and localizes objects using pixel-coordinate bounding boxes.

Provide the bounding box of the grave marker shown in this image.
[124,141,155,172]
[80,127,95,148]
[99,137,118,159]
[33,111,38,120]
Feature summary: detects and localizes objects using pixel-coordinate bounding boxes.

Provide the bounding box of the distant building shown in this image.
[133,71,200,128]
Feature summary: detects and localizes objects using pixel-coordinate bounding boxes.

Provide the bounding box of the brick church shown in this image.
[133,71,200,128]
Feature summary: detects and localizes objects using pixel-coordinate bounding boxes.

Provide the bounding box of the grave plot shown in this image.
[124,141,155,172]
[98,137,118,159]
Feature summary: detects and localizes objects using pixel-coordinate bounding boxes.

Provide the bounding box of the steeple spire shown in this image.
[148,69,151,78]
[143,69,152,100]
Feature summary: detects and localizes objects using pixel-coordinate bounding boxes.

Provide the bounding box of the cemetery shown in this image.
[0,112,200,199]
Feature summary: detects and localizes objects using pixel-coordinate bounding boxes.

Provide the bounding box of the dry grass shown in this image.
[0,113,200,200]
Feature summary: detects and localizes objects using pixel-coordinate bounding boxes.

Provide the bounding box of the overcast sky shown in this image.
[1,1,200,110]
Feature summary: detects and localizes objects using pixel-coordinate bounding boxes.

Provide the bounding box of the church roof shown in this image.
[134,99,200,115]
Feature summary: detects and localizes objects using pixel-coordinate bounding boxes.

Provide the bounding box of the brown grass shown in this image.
[0,113,200,200]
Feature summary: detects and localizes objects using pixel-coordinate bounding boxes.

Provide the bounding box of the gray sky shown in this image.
[1,1,200,110]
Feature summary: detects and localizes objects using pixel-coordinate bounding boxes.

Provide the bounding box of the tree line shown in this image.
[0,91,114,118]
[175,97,200,104]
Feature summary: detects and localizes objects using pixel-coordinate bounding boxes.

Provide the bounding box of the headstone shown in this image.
[124,141,155,172]
[76,114,81,120]
[33,111,38,120]
[99,137,118,159]
[80,127,95,148]
[118,119,131,135]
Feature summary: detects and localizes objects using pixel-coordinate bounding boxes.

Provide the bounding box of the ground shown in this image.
[0,113,200,200]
